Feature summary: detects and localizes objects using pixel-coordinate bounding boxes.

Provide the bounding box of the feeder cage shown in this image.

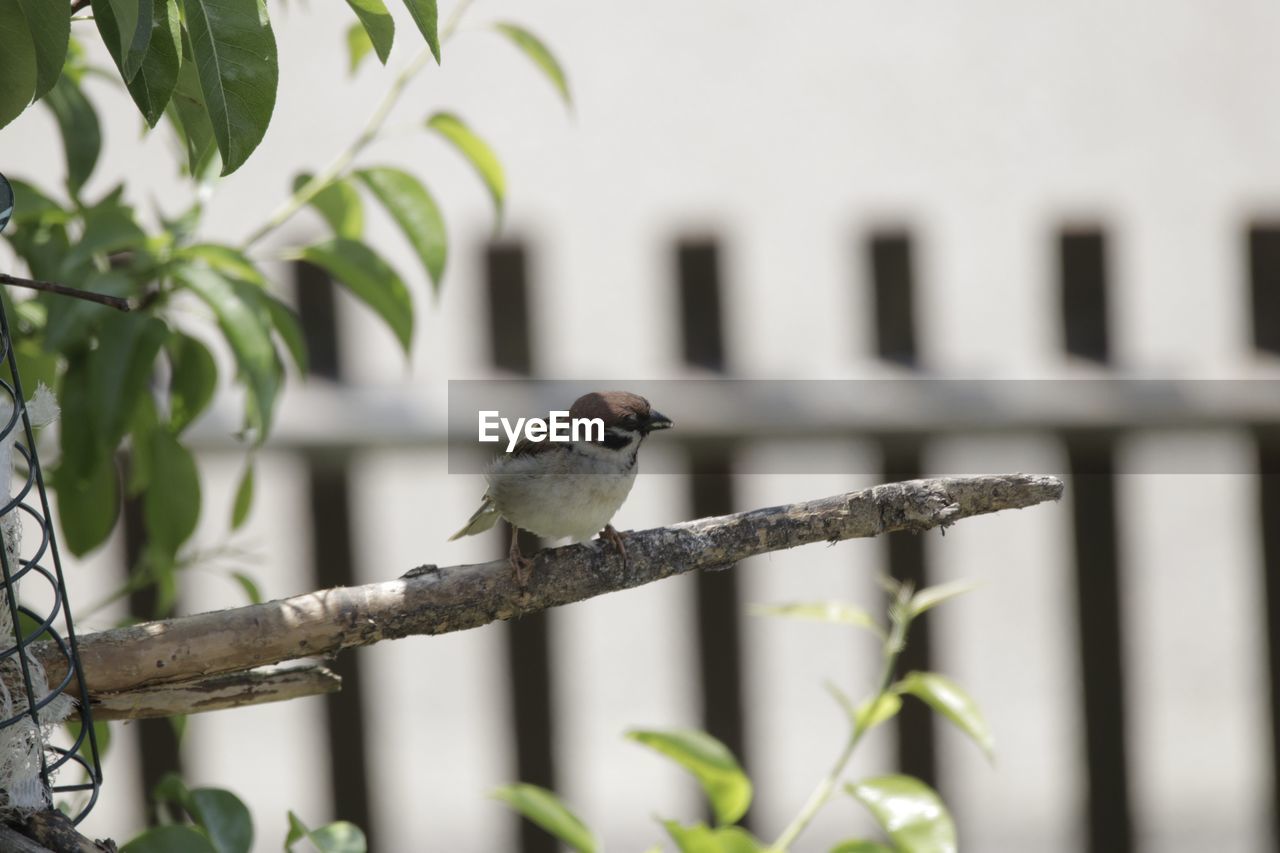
[0,172,103,823]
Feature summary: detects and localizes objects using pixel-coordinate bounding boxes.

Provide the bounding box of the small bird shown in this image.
[450,391,673,584]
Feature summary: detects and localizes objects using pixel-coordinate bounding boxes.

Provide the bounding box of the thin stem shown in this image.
[240,50,430,249]
[240,0,478,250]
[770,595,912,852]
[0,273,131,311]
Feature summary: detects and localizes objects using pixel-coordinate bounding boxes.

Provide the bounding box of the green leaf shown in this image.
[177,264,280,436]
[425,112,504,224]
[344,0,393,65]
[176,245,303,371]
[16,0,70,99]
[63,196,147,272]
[285,811,308,847]
[398,0,438,63]
[0,5,39,131]
[306,823,367,853]
[846,775,957,853]
[492,23,570,108]
[230,570,261,603]
[99,0,154,81]
[285,812,366,853]
[895,671,994,760]
[293,238,412,354]
[178,243,266,284]
[346,24,373,74]
[144,429,201,553]
[749,602,883,637]
[661,821,762,853]
[662,821,718,853]
[122,825,218,853]
[54,452,120,556]
[492,784,597,853]
[230,462,253,529]
[168,331,219,432]
[627,729,752,826]
[153,770,190,807]
[829,841,896,853]
[354,167,446,296]
[665,819,716,850]
[128,394,159,495]
[712,826,762,853]
[294,174,363,239]
[168,49,221,177]
[908,580,979,618]
[57,352,102,480]
[41,73,102,197]
[179,0,279,175]
[187,788,253,853]
[93,312,169,447]
[96,0,182,126]
[853,694,901,734]
[262,293,306,373]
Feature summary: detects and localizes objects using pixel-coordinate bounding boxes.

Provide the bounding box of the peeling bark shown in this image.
[88,662,341,721]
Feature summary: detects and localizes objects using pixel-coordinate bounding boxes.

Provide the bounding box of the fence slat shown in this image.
[485,243,559,853]
[124,496,183,821]
[677,240,752,827]
[868,231,938,787]
[1059,229,1133,853]
[294,260,377,849]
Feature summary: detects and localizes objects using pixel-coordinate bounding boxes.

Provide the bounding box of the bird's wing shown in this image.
[449,495,501,540]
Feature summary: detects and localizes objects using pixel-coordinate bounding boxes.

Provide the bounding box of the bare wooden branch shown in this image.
[41,474,1060,714]
[89,661,341,721]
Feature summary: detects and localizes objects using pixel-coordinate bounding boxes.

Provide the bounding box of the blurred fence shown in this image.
[113,221,1280,853]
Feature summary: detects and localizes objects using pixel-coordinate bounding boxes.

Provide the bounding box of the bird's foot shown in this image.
[509,535,534,588]
[600,524,631,575]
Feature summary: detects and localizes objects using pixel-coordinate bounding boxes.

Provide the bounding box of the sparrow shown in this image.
[450,391,673,584]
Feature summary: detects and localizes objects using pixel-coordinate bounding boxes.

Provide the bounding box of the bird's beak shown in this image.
[643,410,673,432]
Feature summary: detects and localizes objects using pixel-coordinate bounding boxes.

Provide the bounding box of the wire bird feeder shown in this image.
[0,173,103,823]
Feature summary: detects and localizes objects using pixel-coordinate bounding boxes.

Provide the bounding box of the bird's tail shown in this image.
[449,497,501,540]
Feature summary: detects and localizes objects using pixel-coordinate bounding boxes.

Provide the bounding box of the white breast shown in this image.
[485,440,641,541]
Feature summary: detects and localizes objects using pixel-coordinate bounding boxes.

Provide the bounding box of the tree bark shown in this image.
[39,474,1060,718]
[88,662,341,721]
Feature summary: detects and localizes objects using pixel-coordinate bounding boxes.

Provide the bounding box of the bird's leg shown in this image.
[509,525,534,587]
[599,524,631,573]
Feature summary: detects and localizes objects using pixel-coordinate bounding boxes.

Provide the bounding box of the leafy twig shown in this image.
[241,0,479,250]
[770,584,913,851]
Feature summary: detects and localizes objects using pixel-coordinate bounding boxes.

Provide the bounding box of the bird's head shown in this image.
[570,391,673,436]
